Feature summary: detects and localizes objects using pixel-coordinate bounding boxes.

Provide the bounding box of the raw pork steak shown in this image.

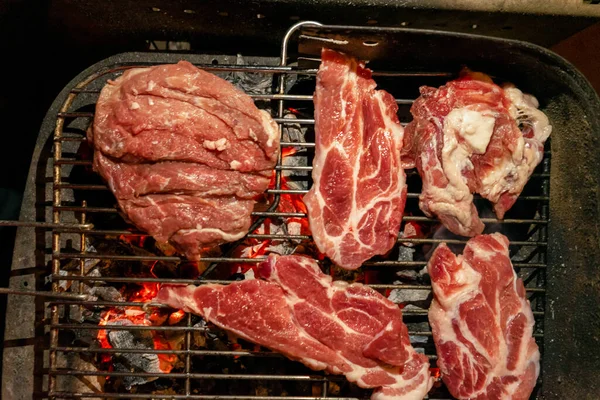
[156,254,433,400]
[304,49,407,270]
[403,71,551,237]
[428,233,540,399]
[91,61,279,259]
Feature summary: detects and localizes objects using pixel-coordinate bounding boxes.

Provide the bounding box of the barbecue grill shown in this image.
[3,21,600,400]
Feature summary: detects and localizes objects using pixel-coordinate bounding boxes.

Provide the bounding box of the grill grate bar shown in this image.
[45,299,546,316]
[51,180,551,200]
[49,262,547,286]
[49,370,340,381]
[54,178,550,192]
[52,242,546,262]
[50,394,374,400]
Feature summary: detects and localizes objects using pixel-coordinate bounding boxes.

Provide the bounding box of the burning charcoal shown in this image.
[107,320,162,389]
[88,286,125,302]
[282,113,306,144]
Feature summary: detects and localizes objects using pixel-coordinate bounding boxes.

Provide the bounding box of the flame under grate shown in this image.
[42,35,549,400]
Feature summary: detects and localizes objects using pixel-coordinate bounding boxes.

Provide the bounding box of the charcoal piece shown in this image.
[88,286,124,302]
[107,320,161,390]
[387,288,431,310]
[225,55,273,95]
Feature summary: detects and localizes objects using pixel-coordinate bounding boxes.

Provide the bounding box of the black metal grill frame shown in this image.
[9,22,584,400]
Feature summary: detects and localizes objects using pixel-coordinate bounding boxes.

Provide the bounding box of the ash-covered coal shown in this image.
[107,319,162,390]
[388,287,431,311]
[220,55,273,95]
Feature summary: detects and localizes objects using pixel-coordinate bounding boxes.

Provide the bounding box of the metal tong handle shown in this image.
[0,220,94,230]
[0,288,170,309]
[0,288,92,301]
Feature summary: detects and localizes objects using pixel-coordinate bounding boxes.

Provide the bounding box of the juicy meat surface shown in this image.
[427,233,540,400]
[304,49,407,270]
[156,254,433,400]
[403,74,551,237]
[90,61,279,259]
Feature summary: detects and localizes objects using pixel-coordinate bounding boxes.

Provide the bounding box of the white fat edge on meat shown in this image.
[425,108,494,231]
[418,119,474,231]
[479,137,544,205]
[266,258,432,398]
[343,348,432,399]
[369,354,434,400]
[475,86,550,204]
[258,109,279,148]
[203,138,230,151]
[307,59,358,258]
[230,160,242,170]
[270,259,409,387]
[430,254,482,311]
[504,86,552,143]
[176,228,246,243]
[266,261,348,373]
[306,66,356,262]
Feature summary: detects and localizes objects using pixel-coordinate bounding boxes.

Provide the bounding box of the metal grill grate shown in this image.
[45,22,549,400]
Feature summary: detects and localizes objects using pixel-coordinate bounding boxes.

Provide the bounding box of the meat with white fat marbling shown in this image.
[428,233,540,399]
[402,72,551,237]
[304,49,407,270]
[156,254,433,400]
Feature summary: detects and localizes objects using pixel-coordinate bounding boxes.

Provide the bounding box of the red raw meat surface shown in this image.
[91,61,279,259]
[156,254,433,400]
[304,49,407,270]
[428,233,540,399]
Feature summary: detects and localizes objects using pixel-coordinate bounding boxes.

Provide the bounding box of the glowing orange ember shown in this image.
[96,262,181,374]
[168,309,186,325]
[118,233,149,248]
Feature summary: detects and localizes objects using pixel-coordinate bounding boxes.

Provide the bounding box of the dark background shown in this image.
[0,0,598,388]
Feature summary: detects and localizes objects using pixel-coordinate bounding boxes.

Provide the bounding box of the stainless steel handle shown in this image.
[0,288,92,301]
[0,221,94,230]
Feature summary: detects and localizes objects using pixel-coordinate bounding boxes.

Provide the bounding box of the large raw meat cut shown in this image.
[403,71,552,237]
[156,254,433,400]
[304,49,407,270]
[90,61,279,259]
[427,233,540,399]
